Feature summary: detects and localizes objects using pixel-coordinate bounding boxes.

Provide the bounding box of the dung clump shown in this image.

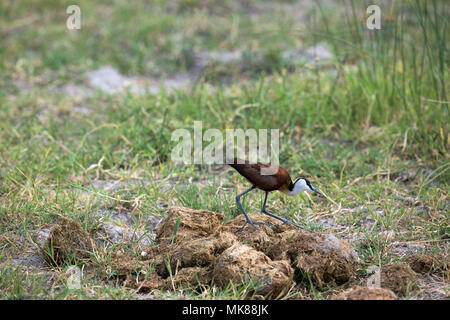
[405,253,437,274]
[156,231,237,278]
[116,207,359,298]
[42,217,94,266]
[278,230,358,286]
[162,266,212,290]
[126,266,212,293]
[212,243,294,299]
[224,214,359,286]
[381,263,417,296]
[156,207,223,245]
[331,285,397,300]
[109,250,152,276]
[222,214,289,253]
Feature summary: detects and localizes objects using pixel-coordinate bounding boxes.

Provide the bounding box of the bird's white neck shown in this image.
[286,179,310,196]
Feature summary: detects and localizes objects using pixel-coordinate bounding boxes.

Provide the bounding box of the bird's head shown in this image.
[287,178,323,197]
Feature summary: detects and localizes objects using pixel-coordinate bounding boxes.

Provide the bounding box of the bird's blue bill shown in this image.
[311,186,323,196]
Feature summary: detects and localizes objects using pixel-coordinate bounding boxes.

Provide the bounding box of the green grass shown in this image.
[0,0,448,299]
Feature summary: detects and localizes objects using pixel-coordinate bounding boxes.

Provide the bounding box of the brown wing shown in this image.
[228,158,292,191]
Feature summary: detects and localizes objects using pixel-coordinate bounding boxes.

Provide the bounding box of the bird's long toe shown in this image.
[235,220,277,233]
[253,221,277,229]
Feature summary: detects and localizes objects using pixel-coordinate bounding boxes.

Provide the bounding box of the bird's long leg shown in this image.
[235,186,273,232]
[261,192,312,231]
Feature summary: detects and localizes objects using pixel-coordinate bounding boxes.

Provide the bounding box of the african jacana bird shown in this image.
[227,158,322,231]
